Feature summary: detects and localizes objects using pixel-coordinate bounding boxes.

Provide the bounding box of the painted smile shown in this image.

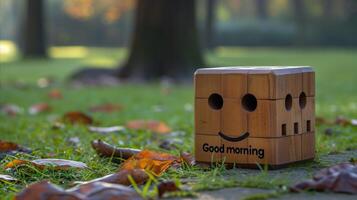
[218,131,250,142]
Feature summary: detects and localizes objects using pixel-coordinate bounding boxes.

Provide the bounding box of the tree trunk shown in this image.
[118,0,204,80]
[205,0,216,49]
[23,0,47,58]
[256,0,268,20]
[323,0,333,19]
[291,0,307,45]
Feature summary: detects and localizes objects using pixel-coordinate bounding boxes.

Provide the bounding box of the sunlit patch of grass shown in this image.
[0,40,18,62]
[49,46,88,59]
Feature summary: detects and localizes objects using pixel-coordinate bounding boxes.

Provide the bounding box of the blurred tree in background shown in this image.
[23,0,47,58]
[118,0,203,80]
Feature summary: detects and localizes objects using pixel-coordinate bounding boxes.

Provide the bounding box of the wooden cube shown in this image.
[194,67,315,167]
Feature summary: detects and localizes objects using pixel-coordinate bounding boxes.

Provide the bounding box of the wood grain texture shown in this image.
[195,98,220,134]
[247,135,302,165]
[222,72,248,98]
[247,100,278,137]
[302,68,315,97]
[221,139,248,164]
[195,134,222,163]
[301,97,315,133]
[194,74,221,98]
[301,132,315,160]
[221,98,247,136]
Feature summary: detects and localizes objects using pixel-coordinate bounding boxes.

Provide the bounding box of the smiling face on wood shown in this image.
[194,67,316,167]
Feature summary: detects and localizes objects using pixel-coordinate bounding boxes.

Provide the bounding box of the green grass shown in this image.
[1,47,357,199]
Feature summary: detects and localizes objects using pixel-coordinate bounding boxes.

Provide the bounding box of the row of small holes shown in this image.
[209,92,307,112]
[282,121,311,136]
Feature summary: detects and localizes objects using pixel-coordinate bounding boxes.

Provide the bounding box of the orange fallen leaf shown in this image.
[28,103,51,115]
[0,140,31,160]
[62,111,93,125]
[5,158,87,170]
[89,103,123,113]
[48,89,62,99]
[121,150,179,176]
[126,120,171,134]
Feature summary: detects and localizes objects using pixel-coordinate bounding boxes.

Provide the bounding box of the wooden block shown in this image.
[222,72,248,98]
[221,98,247,136]
[195,134,222,163]
[274,72,303,98]
[221,139,248,164]
[248,67,306,99]
[247,100,278,137]
[302,68,315,97]
[275,98,302,136]
[247,137,275,165]
[195,98,220,134]
[301,132,315,160]
[247,135,302,166]
[195,73,221,98]
[301,97,315,133]
[247,72,272,100]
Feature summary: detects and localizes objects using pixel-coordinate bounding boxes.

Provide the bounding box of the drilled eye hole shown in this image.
[285,94,292,111]
[208,93,223,110]
[299,92,306,109]
[242,93,257,112]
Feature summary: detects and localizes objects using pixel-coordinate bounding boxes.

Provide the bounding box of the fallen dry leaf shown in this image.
[126,120,171,134]
[28,103,51,115]
[0,174,17,182]
[159,138,183,150]
[62,111,93,125]
[0,104,22,116]
[180,152,196,166]
[80,169,149,186]
[88,126,125,134]
[48,89,63,99]
[335,116,351,126]
[89,103,123,113]
[14,180,142,200]
[157,181,180,198]
[0,140,31,160]
[290,163,357,194]
[5,158,87,170]
[91,139,140,160]
[121,150,179,176]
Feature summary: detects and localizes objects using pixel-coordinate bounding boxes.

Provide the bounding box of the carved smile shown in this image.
[218,131,250,142]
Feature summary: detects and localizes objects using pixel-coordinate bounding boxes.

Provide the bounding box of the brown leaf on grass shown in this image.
[0,140,31,160]
[88,126,125,134]
[335,116,351,126]
[48,89,62,99]
[290,163,357,194]
[0,104,22,116]
[80,169,149,186]
[14,180,143,200]
[0,174,17,182]
[63,111,93,125]
[89,103,123,113]
[157,181,180,198]
[120,150,179,176]
[126,120,171,134]
[5,158,87,170]
[91,139,140,160]
[28,103,51,115]
[180,152,196,166]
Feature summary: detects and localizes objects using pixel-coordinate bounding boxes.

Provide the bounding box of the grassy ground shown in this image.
[1,47,357,199]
